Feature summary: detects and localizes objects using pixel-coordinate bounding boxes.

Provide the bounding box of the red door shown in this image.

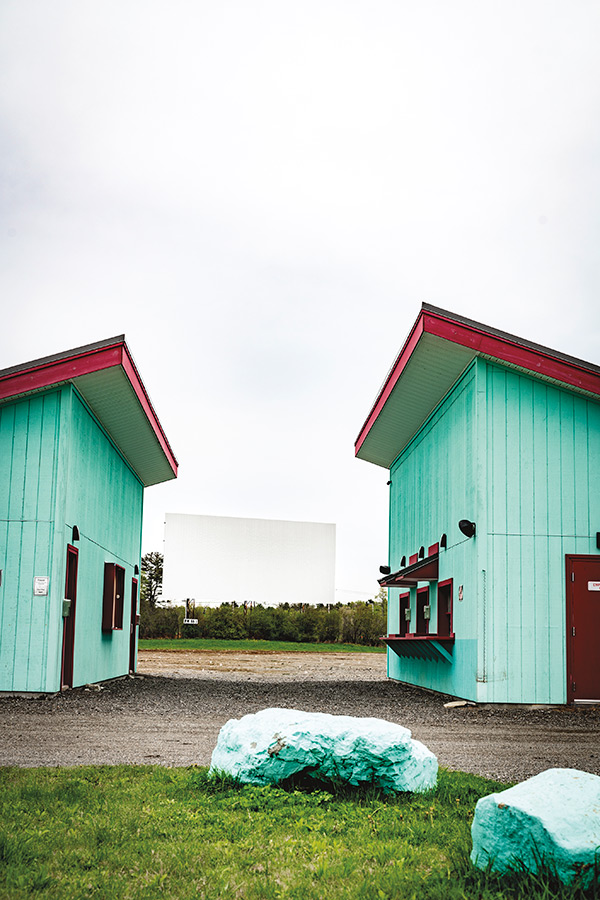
[61,545,78,689]
[416,586,429,635]
[129,578,138,673]
[566,555,600,703]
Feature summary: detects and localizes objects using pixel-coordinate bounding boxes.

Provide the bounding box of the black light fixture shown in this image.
[134,564,139,575]
[400,556,406,567]
[386,480,392,486]
[418,546,425,559]
[440,533,447,549]
[458,519,476,538]
[379,565,391,575]
[72,525,80,542]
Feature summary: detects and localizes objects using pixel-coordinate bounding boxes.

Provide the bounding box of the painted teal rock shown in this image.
[471,768,600,887]
[209,707,437,793]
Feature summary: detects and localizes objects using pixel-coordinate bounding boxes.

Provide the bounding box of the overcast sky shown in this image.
[1,1,599,601]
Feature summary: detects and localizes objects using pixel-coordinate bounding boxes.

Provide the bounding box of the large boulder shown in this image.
[471,768,600,887]
[209,707,438,793]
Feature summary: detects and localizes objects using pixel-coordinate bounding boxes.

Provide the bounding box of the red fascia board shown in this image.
[0,341,178,478]
[0,344,125,401]
[355,309,600,457]
[426,313,600,395]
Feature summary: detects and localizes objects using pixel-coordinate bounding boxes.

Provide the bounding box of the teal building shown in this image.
[0,336,177,693]
[356,306,600,704]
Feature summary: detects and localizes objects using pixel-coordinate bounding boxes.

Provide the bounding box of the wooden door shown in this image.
[129,578,138,673]
[416,586,429,635]
[399,592,410,636]
[566,555,600,703]
[437,579,453,636]
[61,545,78,689]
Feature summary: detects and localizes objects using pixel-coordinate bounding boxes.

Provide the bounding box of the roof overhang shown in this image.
[355,303,600,468]
[379,553,439,587]
[0,336,178,487]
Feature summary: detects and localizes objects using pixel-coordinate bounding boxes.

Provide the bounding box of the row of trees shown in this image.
[140,552,387,646]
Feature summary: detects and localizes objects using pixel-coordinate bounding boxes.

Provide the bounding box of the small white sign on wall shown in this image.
[588,581,600,592]
[33,576,49,596]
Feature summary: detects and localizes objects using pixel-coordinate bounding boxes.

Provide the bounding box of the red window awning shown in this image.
[379,553,439,587]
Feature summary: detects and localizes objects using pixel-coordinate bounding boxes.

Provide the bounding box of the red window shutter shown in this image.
[102,563,116,631]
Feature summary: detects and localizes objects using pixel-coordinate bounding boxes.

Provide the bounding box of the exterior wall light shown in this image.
[400,556,406,567]
[458,519,476,538]
[379,565,391,575]
[418,546,425,558]
[440,533,447,549]
[72,526,80,542]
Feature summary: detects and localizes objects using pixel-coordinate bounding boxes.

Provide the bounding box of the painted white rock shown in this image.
[210,707,438,793]
[471,768,600,887]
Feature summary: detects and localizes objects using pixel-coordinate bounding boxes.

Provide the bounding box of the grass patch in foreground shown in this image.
[139,638,385,653]
[0,766,596,900]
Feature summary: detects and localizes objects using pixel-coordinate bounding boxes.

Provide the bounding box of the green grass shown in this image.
[0,766,596,899]
[139,638,385,653]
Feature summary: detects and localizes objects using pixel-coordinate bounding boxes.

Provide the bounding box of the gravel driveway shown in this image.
[0,649,598,783]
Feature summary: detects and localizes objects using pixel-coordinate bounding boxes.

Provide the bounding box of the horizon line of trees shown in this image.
[140,552,387,646]
[140,596,387,646]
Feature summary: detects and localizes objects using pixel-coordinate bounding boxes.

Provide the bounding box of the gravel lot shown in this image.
[0,649,598,783]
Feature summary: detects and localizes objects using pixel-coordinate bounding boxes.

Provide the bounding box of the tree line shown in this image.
[140,552,387,647]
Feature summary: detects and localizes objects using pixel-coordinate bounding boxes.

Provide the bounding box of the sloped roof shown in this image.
[0,335,178,486]
[356,304,600,469]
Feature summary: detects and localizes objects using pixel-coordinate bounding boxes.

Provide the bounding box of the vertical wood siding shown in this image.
[387,364,479,699]
[64,391,143,687]
[0,391,62,691]
[485,363,600,703]
[385,356,599,704]
[0,386,144,692]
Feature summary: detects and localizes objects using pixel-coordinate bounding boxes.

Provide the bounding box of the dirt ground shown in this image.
[138,649,385,681]
[0,649,598,782]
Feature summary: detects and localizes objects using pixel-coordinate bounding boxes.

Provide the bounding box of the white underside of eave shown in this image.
[358,335,600,470]
[73,369,175,487]
[356,335,476,468]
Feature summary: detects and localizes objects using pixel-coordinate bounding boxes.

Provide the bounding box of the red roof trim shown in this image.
[0,338,178,478]
[425,312,600,395]
[355,306,600,457]
[0,344,124,401]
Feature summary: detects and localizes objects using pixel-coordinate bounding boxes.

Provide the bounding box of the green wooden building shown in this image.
[356,305,600,705]
[0,336,177,693]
